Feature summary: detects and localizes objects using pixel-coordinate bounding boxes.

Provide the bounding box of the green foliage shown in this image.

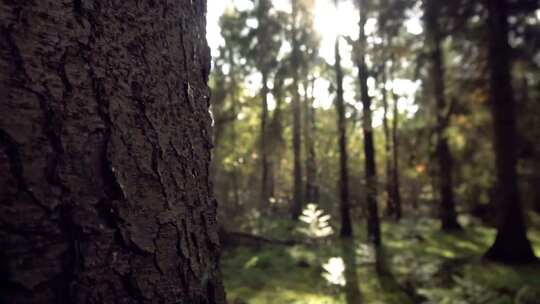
[221,215,540,304]
[211,1,540,302]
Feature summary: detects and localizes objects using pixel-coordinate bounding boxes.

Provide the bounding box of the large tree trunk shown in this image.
[424,0,461,231]
[484,0,537,264]
[290,0,304,220]
[335,38,353,238]
[357,0,381,245]
[0,1,226,303]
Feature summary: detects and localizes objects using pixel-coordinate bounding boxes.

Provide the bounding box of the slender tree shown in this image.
[357,0,381,245]
[240,0,283,209]
[380,52,402,220]
[390,58,402,220]
[304,79,320,205]
[341,240,363,303]
[227,46,242,208]
[261,69,272,207]
[376,0,403,220]
[484,0,537,264]
[424,0,461,231]
[290,0,304,219]
[381,62,393,214]
[335,35,354,237]
[0,1,226,302]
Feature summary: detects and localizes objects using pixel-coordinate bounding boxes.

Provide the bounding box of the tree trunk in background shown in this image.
[358,0,381,245]
[270,76,285,190]
[382,58,402,221]
[535,171,540,214]
[290,0,304,220]
[228,48,241,209]
[304,80,319,205]
[335,38,353,237]
[391,71,402,220]
[424,0,461,231]
[261,71,272,209]
[0,1,226,303]
[484,0,537,264]
[341,239,363,303]
[382,62,394,217]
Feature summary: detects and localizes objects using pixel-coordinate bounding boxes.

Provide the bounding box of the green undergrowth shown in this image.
[221,214,540,304]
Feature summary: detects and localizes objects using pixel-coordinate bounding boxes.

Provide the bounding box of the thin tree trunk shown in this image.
[521,77,540,215]
[358,0,381,245]
[390,66,402,220]
[484,0,537,264]
[226,47,241,209]
[0,1,226,302]
[261,71,272,209]
[535,170,540,214]
[290,0,304,219]
[382,58,401,220]
[424,0,461,231]
[335,38,353,238]
[382,62,394,217]
[304,80,319,205]
[341,239,363,303]
[270,76,285,175]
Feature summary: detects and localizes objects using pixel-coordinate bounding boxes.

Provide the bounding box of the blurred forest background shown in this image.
[207,0,540,303]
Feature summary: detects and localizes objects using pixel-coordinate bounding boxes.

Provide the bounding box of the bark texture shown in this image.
[0,1,226,303]
[484,0,537,264]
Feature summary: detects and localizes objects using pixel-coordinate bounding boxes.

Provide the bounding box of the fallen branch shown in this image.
[219,229,299,248]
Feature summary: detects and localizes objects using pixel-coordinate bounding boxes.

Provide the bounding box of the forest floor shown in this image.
[221,213,540,304]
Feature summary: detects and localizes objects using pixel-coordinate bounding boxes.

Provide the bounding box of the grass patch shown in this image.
[221,214,540,304]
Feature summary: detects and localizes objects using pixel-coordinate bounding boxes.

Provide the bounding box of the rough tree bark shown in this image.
[424,0,461,231]
[0,1,226,303]
[335,38,353,238]
[484,0,537,264]
[357,0,381,245]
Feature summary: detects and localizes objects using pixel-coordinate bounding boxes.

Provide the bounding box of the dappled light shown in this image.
[2,0,540,303]
[209,0,540,302]
[322,257,346,286]
[299,203,335,237]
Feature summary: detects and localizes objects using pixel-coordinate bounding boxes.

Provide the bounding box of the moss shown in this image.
[221,214,540,304]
